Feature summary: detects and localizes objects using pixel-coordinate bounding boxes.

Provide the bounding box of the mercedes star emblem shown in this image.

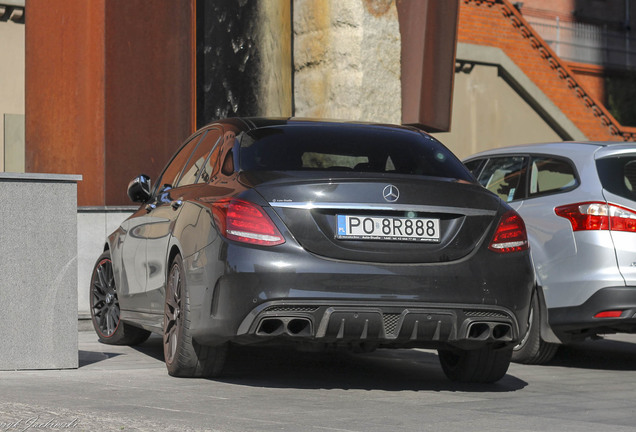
[383,184,399,202]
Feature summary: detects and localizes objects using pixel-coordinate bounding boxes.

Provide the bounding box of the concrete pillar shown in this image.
[0,173,81,370]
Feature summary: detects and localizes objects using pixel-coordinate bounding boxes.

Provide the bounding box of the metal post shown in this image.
[556,16,560,56]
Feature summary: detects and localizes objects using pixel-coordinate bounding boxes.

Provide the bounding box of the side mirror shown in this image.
[127,174,151,203]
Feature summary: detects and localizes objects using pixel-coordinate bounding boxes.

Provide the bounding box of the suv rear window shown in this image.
[237,125,473,181]
[529,156,578,196]
[597,156,636,201]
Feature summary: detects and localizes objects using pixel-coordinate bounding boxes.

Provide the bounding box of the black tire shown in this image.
[90,251,151,345]
[512,291,559,365]
[438,346,512,383]
[163,254,228,378]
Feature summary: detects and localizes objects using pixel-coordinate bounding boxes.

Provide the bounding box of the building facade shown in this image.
[3,0,636,316]
[0,1,24,173]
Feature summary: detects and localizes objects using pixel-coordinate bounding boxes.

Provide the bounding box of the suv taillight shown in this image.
[554,202,636,232]
[212,198,285,246]
[489,210,529,253]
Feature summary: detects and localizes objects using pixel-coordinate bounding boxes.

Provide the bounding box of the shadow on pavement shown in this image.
[83,334,527,391]
[130,335,165,362]
[217,345,527,393]
[547,337,636,371]
[78,351,123,367]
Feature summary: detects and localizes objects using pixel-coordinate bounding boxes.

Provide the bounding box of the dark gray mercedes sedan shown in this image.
[90,118,534,383]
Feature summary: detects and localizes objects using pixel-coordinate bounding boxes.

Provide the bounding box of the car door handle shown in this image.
[171,199,183,210]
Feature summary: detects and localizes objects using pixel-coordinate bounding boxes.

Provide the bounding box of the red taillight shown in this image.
[594,310,623,318]
[211,198,285,246]
[489,210,529,253]
[554,202,636,232]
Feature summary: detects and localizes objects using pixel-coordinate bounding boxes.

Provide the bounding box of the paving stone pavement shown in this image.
[1,331,636,431]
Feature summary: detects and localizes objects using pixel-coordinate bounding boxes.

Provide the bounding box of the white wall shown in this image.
[0,14,25,172]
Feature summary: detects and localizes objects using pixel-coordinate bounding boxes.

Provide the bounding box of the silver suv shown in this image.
[465,142,636,364]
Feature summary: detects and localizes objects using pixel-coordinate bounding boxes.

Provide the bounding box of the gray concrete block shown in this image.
[0,173,81,370]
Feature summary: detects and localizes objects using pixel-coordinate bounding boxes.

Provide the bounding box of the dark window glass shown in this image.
[476,156,527,202]
[177,128,222,187]
[529,156,578,196]
[238,125,473,181]
[155,133,203,192]
[201,131,238,182]
[464,159,486,177]
[597,156,636,201]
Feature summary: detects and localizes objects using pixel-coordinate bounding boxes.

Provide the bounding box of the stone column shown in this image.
[293,0,402,123]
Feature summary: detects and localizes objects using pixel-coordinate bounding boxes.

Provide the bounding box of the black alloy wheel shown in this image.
[163,254,227,377]
[90,251,151,345]
[164,258,184,366]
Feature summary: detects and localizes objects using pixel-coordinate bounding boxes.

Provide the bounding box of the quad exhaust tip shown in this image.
[256,317,313,337]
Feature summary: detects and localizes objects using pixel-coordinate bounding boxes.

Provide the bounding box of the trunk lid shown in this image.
[249,173,502,263]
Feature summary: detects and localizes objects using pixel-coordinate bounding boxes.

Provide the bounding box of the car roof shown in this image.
[464,141,636,161]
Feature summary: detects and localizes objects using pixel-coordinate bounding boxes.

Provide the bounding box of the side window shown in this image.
[176,128,222,187]
[625,160,636,193]
[221,149,235,176]
[596,156,636,200]
[477,156,528,202]
[529,156,578,196]
[464,159,485,177]
[201,131,237,182]
[155,133,203,192]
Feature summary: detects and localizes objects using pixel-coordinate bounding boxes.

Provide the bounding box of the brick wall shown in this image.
[566,62,606,106]
[458,0,636,141]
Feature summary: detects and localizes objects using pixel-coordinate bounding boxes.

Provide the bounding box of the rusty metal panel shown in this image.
[26,0,195,206]
[104,0,195,205]
[25,0,107,206]
[397,0,460,132]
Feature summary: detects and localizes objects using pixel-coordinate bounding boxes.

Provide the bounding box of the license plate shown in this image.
[336,215,440,242]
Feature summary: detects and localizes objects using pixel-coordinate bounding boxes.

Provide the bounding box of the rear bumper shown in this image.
[549,286,636,340]
[186,240,534,349]
[230,300,519,350]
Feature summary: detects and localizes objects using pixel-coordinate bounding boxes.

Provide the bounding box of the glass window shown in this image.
[464,159,485,177]
[177,128,222,187]
[596,156,636,201]
[238,125,473,181]
[200,131,237,182]
[476,156,527,202]
[529,156,578,196]
[155,132,204,192]
[300,152,368,170]
[626,161,636,192]
[221,149,235,176]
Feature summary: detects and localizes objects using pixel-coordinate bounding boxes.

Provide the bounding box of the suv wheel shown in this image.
[512,291,559,364]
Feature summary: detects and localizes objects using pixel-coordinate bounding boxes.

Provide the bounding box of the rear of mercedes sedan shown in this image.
[90,118,534,383]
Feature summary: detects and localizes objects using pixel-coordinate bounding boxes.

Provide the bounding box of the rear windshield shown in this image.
[238,125,473,181]
[596,156,636,201]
